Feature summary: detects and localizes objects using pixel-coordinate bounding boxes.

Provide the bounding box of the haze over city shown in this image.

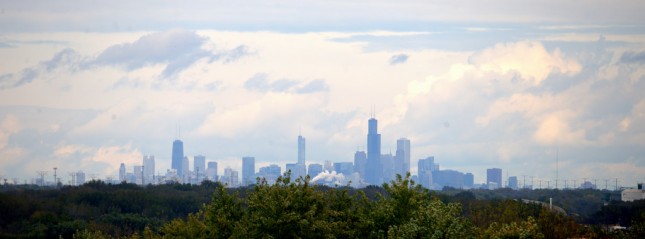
[1,1,645,187]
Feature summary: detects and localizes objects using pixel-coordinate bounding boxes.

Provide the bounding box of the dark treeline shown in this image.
[0,174,643,238]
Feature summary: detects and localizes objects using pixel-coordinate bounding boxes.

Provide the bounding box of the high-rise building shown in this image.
[464,173,474,188]
[258,164,281,184]
[334,162,354,176]
[223,167,239,187]
[433,170,467,189]
[194,155,206,183]
[286,163,306,180]
[418,157,434,188]
[324,160,334,172]
[353,151,367,179]
[366,117,382,185]
[395,138,411,177]
[182,156,190,183]
[143,155,155,183]
[298,135,306,165]
[381,153,394,182]
[119,163,126,182]
[308,163,323,179]
[242,156,255,186]
[171,139,184,177]
[207,161,218,181]
[487,168,502,189]
[508,176,518,189]
[75,171,85,185]
[134,165,143,185]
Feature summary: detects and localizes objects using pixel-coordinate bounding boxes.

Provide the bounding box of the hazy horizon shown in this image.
[1,1,645,187]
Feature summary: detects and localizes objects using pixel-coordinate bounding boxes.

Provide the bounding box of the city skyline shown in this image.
[1,1,645,187]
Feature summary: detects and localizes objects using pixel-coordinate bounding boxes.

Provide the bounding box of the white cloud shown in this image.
[469,41,581,86]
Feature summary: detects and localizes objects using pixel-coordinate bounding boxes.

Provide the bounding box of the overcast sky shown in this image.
[1,0,645,187]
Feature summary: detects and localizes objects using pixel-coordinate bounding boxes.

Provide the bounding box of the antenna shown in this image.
[556,147,559,189]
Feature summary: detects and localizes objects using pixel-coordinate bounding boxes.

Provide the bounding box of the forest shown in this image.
[1,173,644,238]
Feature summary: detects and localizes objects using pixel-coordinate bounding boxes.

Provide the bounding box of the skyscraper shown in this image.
[171,139,184,177]
[487,168,502,189]
[119,163,126,182]
[242,156,255,186]
[207,161,218,181]
[418,157,434,188]
[194,155,206,183]
[183,156,189,183]
[395,138,411,176]
[308,163,323,179]
[143,155,155,183]
[334,162,354,176]
[353,151,367,179]
[366,117,382,185]
[381,153,394,182]
[298,135,306,165]
[508,176,518,189]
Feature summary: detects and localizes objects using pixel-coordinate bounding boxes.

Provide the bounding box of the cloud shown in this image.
[244,73,329,94]
[296,79,329,93]
[469,41,581,86]
[0,114,21,149]
[389,54,409,65]
[0,48,82,89]
[620,51,645,64]
[533,111,587,146]
[92,30,209,76]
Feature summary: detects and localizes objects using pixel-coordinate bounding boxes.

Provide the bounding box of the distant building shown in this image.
[308,163,323,179]
[286,163,306,180]
[119,163,126,182]
[182,156,189,183]
[298,135,306,165]
[258,164,281,184]
[418,157,435,188]
[134,165,143,185]
[75,171,85,185]
[622,183,645,202]
[223,167,239,187]
[334,162,354,176]
[487,168,502,189]
[242,157,255,186]
[433,170,467,189]
[508,176,518,189]
[207,161,218,181]
[143,155,155,183]
[580,181,596,189]
[324,160,334,172]
[171,139,184,177]
[366,117,382,185]
[381,153,394,182]
[395,138,411,177]
[353,151,367,179]
[194,155,206,183]
[464,173,474,188]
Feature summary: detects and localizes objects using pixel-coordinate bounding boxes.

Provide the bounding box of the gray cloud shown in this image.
[91,30,250,78]
[245,73,328,94]
[92,30,208,75]
[0,48,82,89]
[296,79,329,93]
[389,54,409,65]
[620,51,645,64]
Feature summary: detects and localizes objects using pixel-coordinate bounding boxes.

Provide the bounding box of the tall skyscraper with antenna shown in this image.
[171,125,185,178]
[366,112,382,185]
[298,134,306,165]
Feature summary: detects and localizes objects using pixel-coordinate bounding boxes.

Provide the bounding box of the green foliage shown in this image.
[482,217,543,239]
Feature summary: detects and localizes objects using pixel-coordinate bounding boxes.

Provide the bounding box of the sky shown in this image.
[1,0,645,187]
